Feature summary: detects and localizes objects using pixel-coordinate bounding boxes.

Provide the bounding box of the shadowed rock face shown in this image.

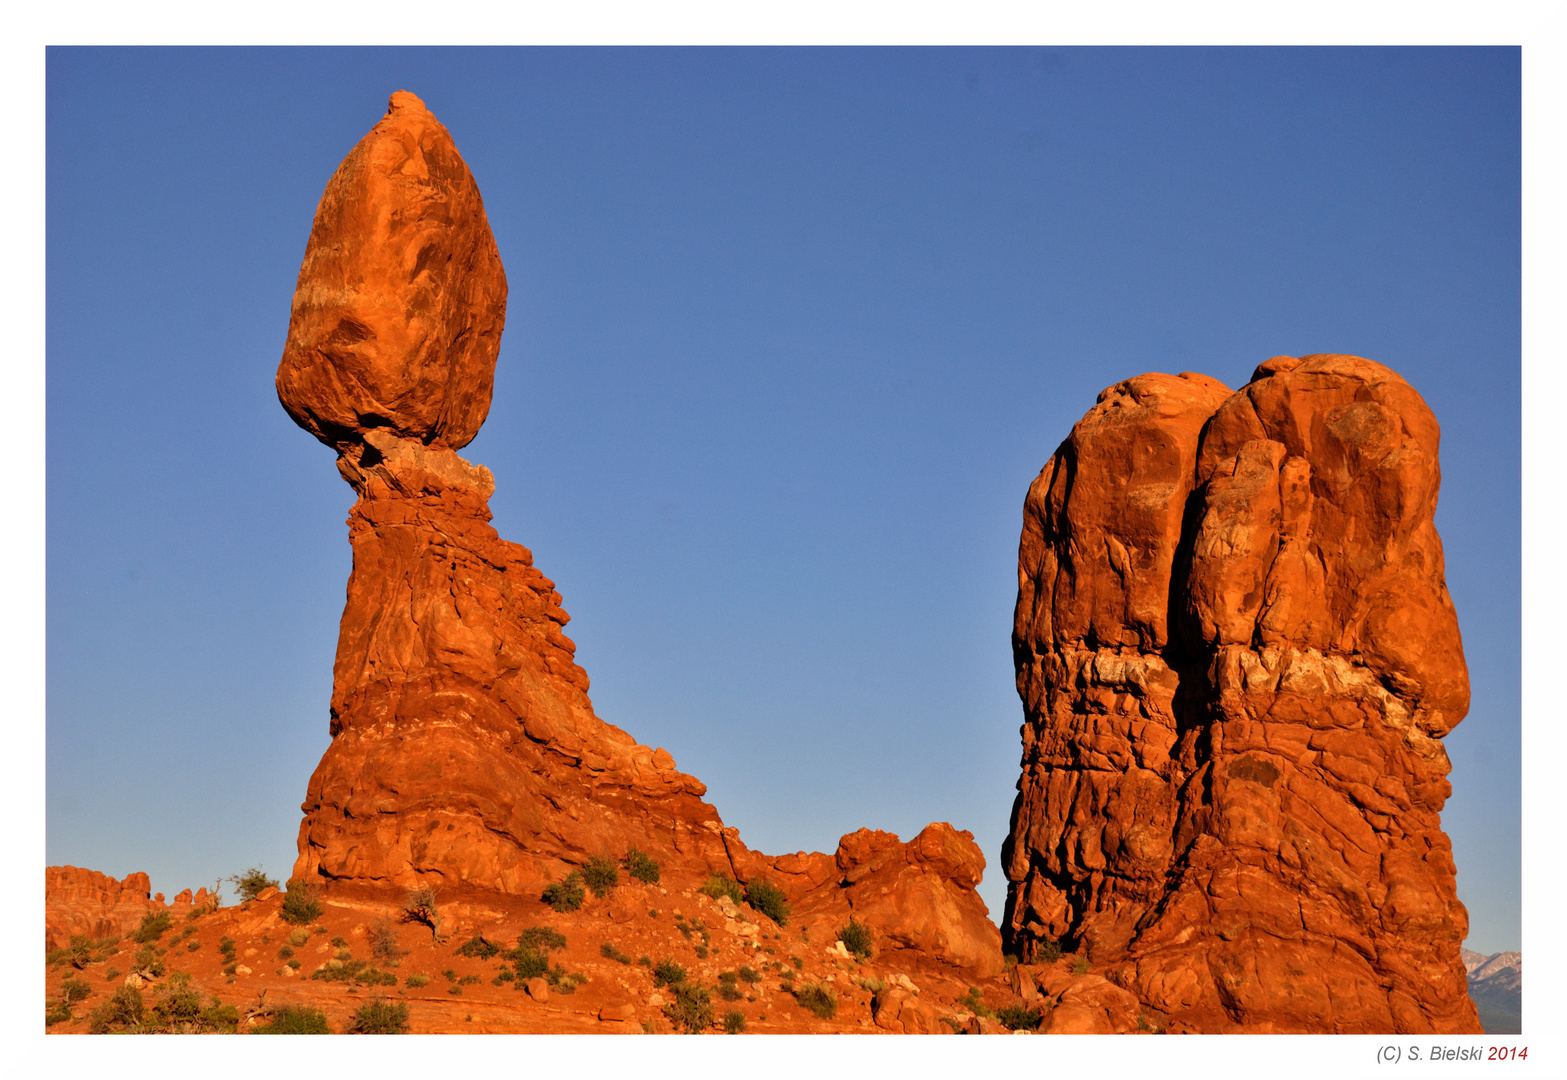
[277,92,1000,978]
[1003,355,1478,1033]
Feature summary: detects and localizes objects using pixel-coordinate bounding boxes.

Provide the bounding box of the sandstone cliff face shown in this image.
[280,92,997,978]
[1003,355,1478,1033]
[45,866,209,951]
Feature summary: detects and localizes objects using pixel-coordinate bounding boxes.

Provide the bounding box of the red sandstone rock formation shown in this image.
[278,92,998,978]
[45,866,205,951]
[1003,355,1478,1033]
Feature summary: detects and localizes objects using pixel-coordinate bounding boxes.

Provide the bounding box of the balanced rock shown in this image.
[279,91,1002,980]
[1002,355,1478,1033]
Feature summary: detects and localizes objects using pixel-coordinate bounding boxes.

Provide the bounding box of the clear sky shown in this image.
[46,47,1520,953]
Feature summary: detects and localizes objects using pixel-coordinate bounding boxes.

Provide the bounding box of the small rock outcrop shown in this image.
[45,866,206,951]
[277,92,998,977]
[1003,355,1478,1032]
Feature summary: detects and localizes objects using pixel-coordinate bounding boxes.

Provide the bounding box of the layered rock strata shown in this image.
[45,866,209,951]
[1002,355,1478,1032]
[278,92,998,976]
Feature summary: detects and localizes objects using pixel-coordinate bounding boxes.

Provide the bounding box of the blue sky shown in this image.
[46,47,1520,953]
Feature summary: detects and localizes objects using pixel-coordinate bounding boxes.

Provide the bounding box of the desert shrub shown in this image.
[311,958,368,983]
[624,847,660,884]
[718,982,743,1002]
[335,948,353,961]
[103,966,120,981]
[150,972,209,1030]
[509,948,549,981]
[60,976,92,1004]
[349,997,409,1034]
[66,935,95,968]
[723,1009,746,1034]
[581,856,619,897]
[279,880,324,926]
[1037,938,1062,964]
[456,934,501,960]
[402,885,443,941]
[996,1004,1043,1031]
[227,866,279,902]
[45,1001,72,1027]
[958,986,994,1018]
[737,965,760,984]
[652,958,687,987]
[288,928,310,947]
[694,945,710,959]
[791,955,803,970]
[277,945,294,960]
[255,1005,331,1034]
[837,919,873,961]
[793,982,836,1019]
[601,941,634,964]
[186,940,201,952]
[368,916,404,963]
[542,872,585,912]
[404,973,431,988]
[88,984,146,1033]
[699,874,745,905]
[355,967,399,987]
[1071,956,1091,975]
[331,936,347,948]
[517,926,568,952]
[287,959,302,970]
[132,911,173,944]
[132,946,166,978]
[663,982,713,1033]
[744,879,790,926]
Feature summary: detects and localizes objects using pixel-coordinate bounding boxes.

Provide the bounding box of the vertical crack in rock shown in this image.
[1003,355,1479,1033]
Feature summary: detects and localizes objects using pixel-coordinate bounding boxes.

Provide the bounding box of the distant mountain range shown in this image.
[1461,948,1521,1034]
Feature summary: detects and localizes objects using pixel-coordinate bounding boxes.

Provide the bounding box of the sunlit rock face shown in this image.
[1003,354,1479,1034]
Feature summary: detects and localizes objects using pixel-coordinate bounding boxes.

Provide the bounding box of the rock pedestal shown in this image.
[1003,355,1479,1033]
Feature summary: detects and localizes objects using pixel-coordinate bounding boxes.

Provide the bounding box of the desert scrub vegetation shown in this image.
[404,973,431,988]
[581,855,619,897]
[744,879,790,926]
[699,874,745,905]
[792,982,837,1019]
[132,946,166,978]
[227,866,278,902]
[601,941,634,965]
[60,976,92,1004]
[542,871,585,912]
[255,1005,331,1034]
[836,919,873,960]
[717,971,743,1001]
[1036,938,1062,964]
[132,911,173,944]
[624,846,660,884]
[1071,956,1091,975]
[663,982,714,1033]
[958,986,994,1018]
[349,997,410,1034]
[88,984,148,1033]
[505,927,567,981]
[996,1004,1043,1031]
[723,1010,746,1033]
[456,933,502,960]
[402,885,444,941]
[737,965,761,984]
[288,927,310,947]
[652,958,688,987]
[278,880,324,926]
[369,916,405,962]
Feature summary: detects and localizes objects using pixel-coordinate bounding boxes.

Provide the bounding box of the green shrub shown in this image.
[958,986,994,1018]
[509,948,549,981]
[837,919,873,960]
[355,967,399,987]
[744,879,790,926]
[132,911,173,944]
[542,872,585,912]
[87,984,146,1033]
[601,941,634,964]
[1037,938,1062,964]
[694,945,709,959]
[1071,957,1090,975]
[737,965,760,984]
[663,982,713,1033]
[349,997,409,1033]
[60,976,92,1004]
[186,940,201,952]
[624,847,661,884]
[279,880,324,926]
[227,866,279,902]
[132,946,165,977]
[699,874,745,905]
[792,982,836,1019]
[652,958,687,987]
[288,928,310,947]
[582,856,619,897]
[456,934,501,960]
[311,958,368,983]
[404,973,431,988]
[65,934,95,968]
[516,926,567,952]
[723,1009,746,1034]
[45,1001,72,1027]
[255,1004,331,1034]
[995,1004,1043,1031]
[718,982,743,1002]
[277,945,294,960]
[103,966,120,981]
[330,936,347,948]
